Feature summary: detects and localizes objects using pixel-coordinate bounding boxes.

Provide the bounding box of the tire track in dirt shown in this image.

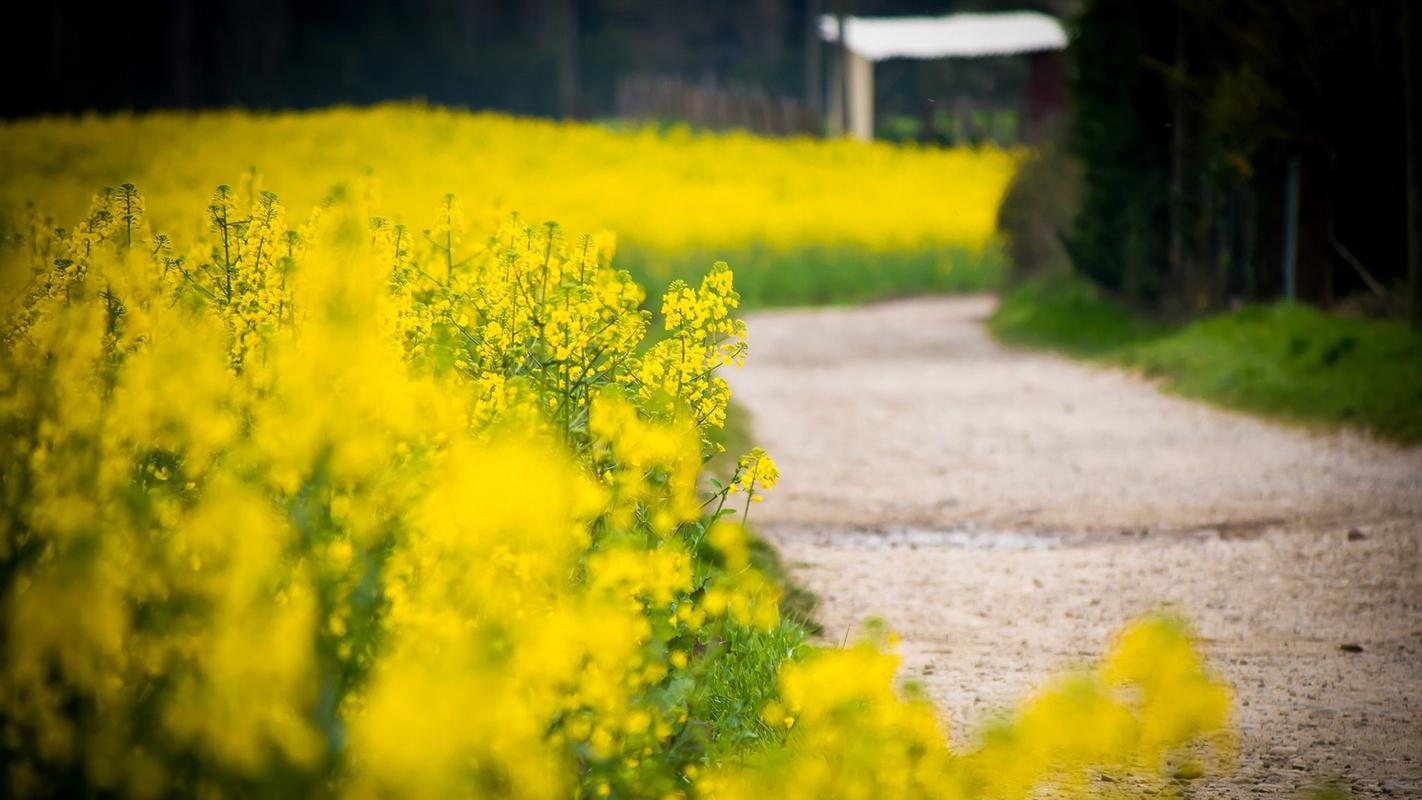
[731,295,1422,798]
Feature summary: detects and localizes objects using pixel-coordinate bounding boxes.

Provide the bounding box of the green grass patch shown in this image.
[674,398,818,761]
[747,532,821,635]
[990,275,1422,443]
[705,399,822,633]
[623,243,1003,311]
[684,616,809,760]
[988,274,1168,356]
[695,399,821,758]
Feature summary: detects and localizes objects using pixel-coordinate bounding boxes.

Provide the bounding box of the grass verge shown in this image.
[624,243,1003,310]
[706,399,822,633]
[990,275,1422,443]
[684,400,823,759]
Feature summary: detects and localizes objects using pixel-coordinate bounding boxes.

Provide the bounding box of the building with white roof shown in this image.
[820,12,1069,140]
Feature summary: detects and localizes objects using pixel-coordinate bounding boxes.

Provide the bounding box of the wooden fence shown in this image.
[615,75,820,137]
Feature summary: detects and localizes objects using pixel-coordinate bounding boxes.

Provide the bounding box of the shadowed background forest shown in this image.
[6,1,1413,316]
[3,1,1062,120]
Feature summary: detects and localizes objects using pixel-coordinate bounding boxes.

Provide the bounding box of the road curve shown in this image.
[731,295,1422,798]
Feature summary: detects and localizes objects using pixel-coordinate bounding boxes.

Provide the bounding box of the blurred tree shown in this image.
[1065,0,1172,304]
[1407,0,1421,326]
[1067,0,1411,314]
[5,0,1059,122]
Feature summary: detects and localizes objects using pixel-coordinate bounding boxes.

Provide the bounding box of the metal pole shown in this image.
[1405,0,1422,326]
[1282,156,1300,302]
[806,0,822,119]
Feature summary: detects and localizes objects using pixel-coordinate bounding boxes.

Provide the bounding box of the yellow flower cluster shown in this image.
[632,263,747,430]
[704,614,1234,800]
[0,176,1231,798]
[0,182,780,798]
[729,447,779,503]
[701,521,782,631]
[0,105,1016,301]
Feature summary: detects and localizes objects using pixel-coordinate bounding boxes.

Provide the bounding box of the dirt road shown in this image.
[730,295,1422,798]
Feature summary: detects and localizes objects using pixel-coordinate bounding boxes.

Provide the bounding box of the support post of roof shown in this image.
[847,51,873,140]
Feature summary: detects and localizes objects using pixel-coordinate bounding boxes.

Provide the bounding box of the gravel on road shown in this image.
[731,295,1422,798]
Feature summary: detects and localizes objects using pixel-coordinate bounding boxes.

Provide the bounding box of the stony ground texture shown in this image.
[731,295,1422,798]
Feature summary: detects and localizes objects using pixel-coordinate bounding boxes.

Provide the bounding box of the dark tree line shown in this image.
[1066,0,1420,320]
[3,0,1057,120]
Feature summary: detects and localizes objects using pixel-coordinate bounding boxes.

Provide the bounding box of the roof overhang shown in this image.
[819,12,1068,61]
